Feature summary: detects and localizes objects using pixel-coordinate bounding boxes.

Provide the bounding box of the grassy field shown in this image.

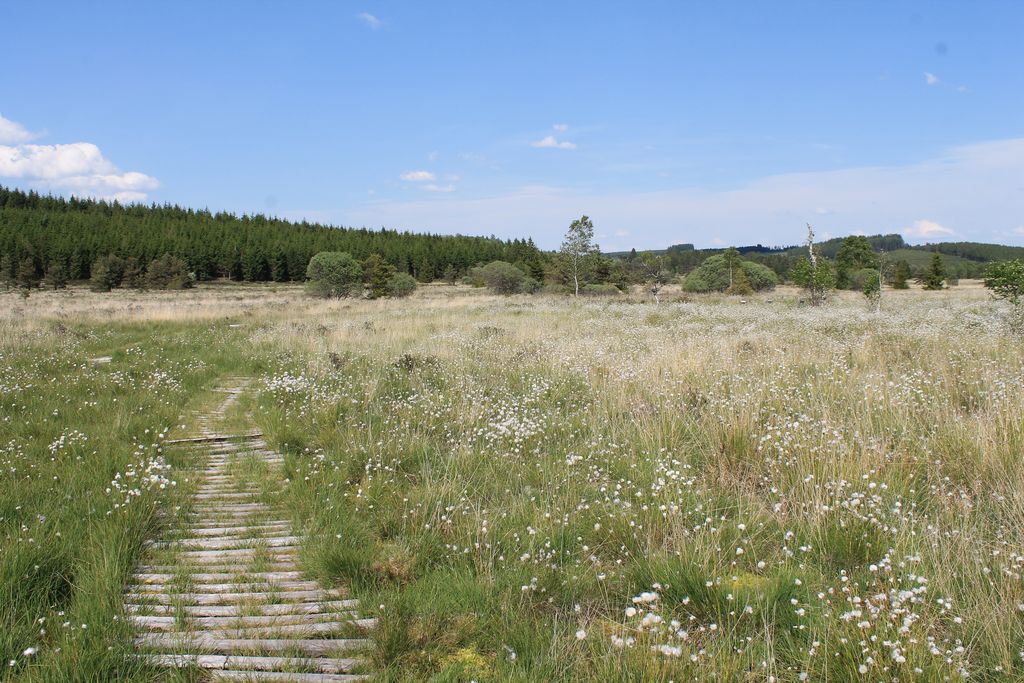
[2,281,1023,681]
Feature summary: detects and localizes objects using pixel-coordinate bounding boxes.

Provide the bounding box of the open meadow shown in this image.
[2,282,1023,682]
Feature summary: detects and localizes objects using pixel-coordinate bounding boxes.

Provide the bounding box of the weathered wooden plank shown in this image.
[135,653,363,674]
[212,671,367,682]
[134,571,305,583]
[154,536,299,550]
[124,589,339,604]
[134,634,370,655]
[165,433,263,445]
[124,600,358,617]
[130,611,360,629]
[186,525,291,536]
[128,579,324,593]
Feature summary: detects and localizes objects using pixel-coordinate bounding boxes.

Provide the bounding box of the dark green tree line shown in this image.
[0,186,545,284]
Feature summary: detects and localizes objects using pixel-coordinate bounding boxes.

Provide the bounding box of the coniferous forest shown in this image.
[0,186,545,284]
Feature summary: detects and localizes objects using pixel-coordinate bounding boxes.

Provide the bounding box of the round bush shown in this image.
[479,261,527,295]
[682,254,778,293]
[387,272,418,298]
[305,251,363,298]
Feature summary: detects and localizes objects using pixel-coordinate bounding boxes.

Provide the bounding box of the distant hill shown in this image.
[610,233,1022,278]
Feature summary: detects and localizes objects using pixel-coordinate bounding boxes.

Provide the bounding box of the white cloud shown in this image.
[0,114,38,144]
[423,183,455,193]
[1013,225,1024,236]
[343,137,1024,249]
[614,229,630,237]
[925,72,940,85]
[902,219,955,239]
[531,135,576,150]
[1,142,115,179]
[0,118,158,202]
[553,123,569,132]
[400,170,436,182]
[357,12,382,29]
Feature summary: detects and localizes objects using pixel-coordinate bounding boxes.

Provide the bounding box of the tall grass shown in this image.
[250,285,1024,681]
[3,282,1022,681]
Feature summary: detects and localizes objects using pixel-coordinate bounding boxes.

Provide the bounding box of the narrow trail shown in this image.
[124,379,374,682]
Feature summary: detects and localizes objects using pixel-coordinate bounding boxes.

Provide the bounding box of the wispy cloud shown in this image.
[0,115,158,202]
[531,135,576,150]
[399,170,456,192]
[0,114,39,144]
[400,170,436,182]
[902,219,955,239]
[357,12,382,29]
[552,123,569,132]
[924,72,969,92]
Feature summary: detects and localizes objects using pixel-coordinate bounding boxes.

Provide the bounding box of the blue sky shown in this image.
[2,1,1022,250]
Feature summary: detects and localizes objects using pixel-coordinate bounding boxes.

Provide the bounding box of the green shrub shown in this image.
[683,254,778,292]
[520,276,542,294]
[387,272,418,298]
[984,259,1024,304]
[848,267,879,292]
[305,251,363,298]
[581,283,621,296]
[145,253,193,290]
[478,261,528,295]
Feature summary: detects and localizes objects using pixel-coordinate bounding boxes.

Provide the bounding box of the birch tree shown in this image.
[560,215,599,297]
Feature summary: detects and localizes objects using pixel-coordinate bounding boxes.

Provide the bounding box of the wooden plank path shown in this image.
[125,380,373,682]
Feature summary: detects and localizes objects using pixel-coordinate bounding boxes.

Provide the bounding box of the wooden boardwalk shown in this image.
[126,380,373,682]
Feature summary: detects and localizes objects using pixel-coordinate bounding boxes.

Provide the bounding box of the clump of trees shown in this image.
[834,236,880,289]
[682,253,778,293]
[89,253,194,292]
[305,251,420,299]
[471,261,539,295]
[146,254,193,290]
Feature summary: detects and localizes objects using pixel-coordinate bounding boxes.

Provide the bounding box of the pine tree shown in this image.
[725,266,754,296]
[123,257,146,289]
[16,257,40,290]
[44,261,68,290]
[889,259,911,289]
[363,254,395,298]
[90,254,126,292]
[922,254,946,290]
